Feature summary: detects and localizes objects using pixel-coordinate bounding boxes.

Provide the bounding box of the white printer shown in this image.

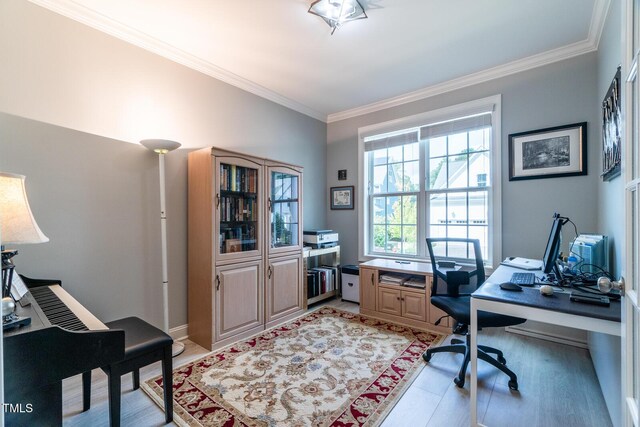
[303,230,339,248]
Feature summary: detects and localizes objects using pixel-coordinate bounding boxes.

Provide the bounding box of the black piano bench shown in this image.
[82,316,174,427]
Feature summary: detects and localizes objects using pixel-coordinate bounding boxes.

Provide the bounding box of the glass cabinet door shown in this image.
[268,168,301,252]
[218,160,260,256]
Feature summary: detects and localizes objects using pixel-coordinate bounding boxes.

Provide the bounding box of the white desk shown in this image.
[470,264,621,426]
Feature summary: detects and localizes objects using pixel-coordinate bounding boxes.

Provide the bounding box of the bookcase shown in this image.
[188,147,304,350]
[303,245,340,306]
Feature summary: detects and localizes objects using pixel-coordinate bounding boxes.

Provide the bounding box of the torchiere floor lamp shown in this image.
[141,139,184,357]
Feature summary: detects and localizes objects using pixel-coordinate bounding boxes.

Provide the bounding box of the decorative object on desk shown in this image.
[597,276,625,295]
[140,139,185,357]
[500,257,542,270]
[0,173,48,329]
[308,0,368,35]
[602,66,622,181]
[539,284,554,296]
[330,185,354,209]
[338,169,347,180]
[143,307,444,426]
[508,122,587,181]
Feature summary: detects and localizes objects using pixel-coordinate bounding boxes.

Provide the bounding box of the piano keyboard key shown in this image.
[30,286,89,331]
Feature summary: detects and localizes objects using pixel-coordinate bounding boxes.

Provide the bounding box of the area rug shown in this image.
[142,307,444,426]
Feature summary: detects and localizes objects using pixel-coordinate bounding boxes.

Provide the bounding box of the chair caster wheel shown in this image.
[508,380,518,391]
[498,355,506,365]
[454,377,465,388]
[423,351,432,362]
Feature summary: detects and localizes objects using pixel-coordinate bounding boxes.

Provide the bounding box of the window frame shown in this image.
[357,95,502,267]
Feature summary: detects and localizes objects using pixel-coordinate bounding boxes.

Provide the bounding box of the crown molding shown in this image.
[29,0,611,125]
[589,0,612,49]
[328,0,610,123]
[28,0,327,122]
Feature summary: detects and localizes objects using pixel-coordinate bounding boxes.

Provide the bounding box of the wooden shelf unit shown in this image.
[188,147,304,351]
[303,245,340,307]
[359,258,450,333]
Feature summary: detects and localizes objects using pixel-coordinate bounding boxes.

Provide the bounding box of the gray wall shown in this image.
[328,54,600,266]
[0,2,327,330]
[592,1,623,426]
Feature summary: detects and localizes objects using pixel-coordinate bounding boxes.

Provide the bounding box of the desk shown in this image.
[469,264,621,427]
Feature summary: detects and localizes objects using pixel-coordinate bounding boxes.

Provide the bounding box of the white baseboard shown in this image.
[506,324,588,349]
[169,324,188,342]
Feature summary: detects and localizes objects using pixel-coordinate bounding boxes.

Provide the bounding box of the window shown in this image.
[370,138,420,255]
[359,96,502,265]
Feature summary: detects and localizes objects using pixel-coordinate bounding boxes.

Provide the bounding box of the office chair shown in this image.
[423,237,525,390]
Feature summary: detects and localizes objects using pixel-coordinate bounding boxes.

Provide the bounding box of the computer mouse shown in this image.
[540,285,554,296]
[500,282,522,292]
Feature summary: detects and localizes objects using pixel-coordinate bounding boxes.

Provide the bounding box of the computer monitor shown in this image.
[542,213,568,280]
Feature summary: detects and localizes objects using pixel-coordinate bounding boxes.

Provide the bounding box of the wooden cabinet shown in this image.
[216,261,263,341]
[188,147,304,350]
[377,285,427,322]
[359,267,377,311]
[359,259,449,333]
[266,253,303,327]
[402,290,427,322]
[378,286,402,316]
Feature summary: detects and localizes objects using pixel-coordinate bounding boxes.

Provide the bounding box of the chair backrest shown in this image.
[426,237,485,297]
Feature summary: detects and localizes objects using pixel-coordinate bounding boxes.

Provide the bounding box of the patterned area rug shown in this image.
[142,307,444,426]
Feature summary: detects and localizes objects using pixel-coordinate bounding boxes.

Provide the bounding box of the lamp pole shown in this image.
[141,139,184,357]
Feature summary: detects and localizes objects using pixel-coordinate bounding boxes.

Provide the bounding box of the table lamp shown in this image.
[140,139,185,357]
[0,172,49,327]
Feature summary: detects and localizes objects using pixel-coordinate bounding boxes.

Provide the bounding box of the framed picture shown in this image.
[602,66,621,181]
[508,122,587,181]
[225,239,242,253]
[330,186,354,210]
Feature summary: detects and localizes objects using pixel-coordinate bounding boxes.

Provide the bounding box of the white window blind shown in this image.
[420,113,492,140]
[364,130,419,152]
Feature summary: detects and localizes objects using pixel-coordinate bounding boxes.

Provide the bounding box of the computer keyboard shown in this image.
[510,272,536,286]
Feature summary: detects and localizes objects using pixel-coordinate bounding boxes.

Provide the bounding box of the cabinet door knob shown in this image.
[216,193,220,209]
[397,297,400,300]
[268,266,273,279]
[267,197,272,211]
[216,274,220,291]
[371,273,375,285]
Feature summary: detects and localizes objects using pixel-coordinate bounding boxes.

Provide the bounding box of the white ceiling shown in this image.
[31,0,607,122]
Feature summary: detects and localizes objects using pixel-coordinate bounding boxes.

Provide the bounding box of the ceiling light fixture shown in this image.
[308,0,367,35]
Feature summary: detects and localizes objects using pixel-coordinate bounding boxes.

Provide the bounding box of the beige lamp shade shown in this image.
[0,172,49,244]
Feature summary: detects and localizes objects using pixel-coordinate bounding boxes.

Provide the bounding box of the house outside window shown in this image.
[358,96,502,266]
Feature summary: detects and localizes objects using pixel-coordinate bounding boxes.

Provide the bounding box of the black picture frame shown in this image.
[602,66,622,181]
[330,186,354,210]
[508,122,587,181]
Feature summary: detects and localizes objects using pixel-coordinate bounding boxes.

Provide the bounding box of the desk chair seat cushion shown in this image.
[431,296,526,328]
[104,317,173,360]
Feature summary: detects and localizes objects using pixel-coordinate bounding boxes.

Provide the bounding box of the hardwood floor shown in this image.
[63,300,613,426]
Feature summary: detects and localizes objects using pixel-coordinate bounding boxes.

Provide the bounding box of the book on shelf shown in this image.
[307,272,319,298]
[220,163,258,193]
[321,265,338,292]
[403,276,426,289]
[379,273,412,285]
[309,266,335,295]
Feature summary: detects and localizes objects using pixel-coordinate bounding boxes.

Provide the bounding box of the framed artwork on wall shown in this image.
[602,66,622,181]
[330,186,354,210]
[508,122,587,181]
